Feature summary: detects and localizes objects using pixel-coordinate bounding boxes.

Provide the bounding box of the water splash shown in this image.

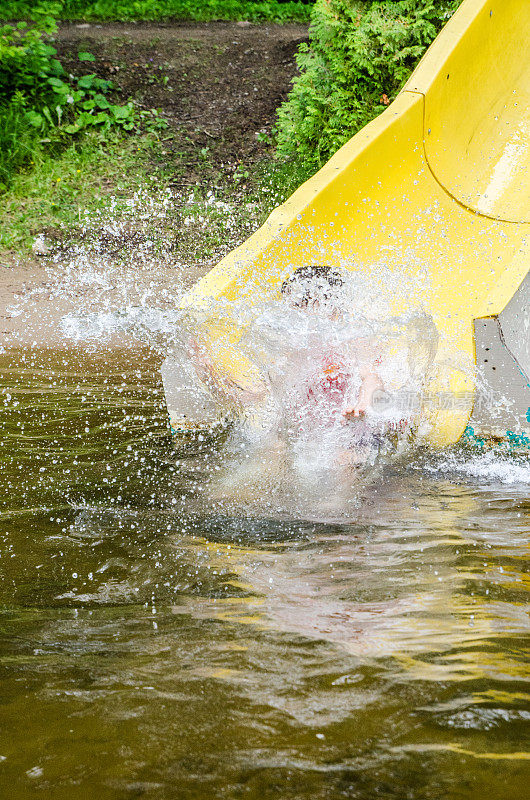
[4,183,264,350]
[419,446,530,488]
[153,267,445,515]
[5,183,522,516]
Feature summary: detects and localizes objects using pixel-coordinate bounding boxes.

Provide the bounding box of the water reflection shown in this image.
[0,347,528,799]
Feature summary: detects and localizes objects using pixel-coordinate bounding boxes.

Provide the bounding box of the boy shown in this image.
[279,265,384,421]
[190,264,387,485]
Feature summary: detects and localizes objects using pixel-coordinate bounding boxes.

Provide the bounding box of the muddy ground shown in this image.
[0,21,308,347]
[55,21,307,171]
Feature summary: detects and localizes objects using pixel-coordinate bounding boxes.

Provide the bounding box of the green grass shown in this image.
[0,130,160,252]
[0,1,311,262]
[0,103,42,189]
[0,126,312,262]
[0,1,313,23]
[0,2,313,261]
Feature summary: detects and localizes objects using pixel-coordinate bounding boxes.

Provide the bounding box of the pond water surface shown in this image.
[0,346,528,799]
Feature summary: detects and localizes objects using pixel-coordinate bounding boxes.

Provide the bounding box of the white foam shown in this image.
[425,449,530,486]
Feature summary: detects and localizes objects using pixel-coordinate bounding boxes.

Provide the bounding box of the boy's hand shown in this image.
[343,373,383,418]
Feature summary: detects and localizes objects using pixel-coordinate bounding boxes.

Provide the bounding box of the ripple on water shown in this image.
[0,346,528,800]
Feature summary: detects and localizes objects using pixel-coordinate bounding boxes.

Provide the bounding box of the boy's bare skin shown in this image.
[344,368,384,418]
[283,283,384,475]
[193,266,385,484]
[280,267,384,421]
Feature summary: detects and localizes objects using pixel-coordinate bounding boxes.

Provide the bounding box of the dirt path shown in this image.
[0,21,307,348]
[56,21,307,169]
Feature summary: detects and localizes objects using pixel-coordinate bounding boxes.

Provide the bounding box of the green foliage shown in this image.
[0,1,313,24]
[0,15,166,190]
[277,0,462,168]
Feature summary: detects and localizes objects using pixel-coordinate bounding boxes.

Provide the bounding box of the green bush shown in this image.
[0,1,313,23]
[277,0,462,168]
[0,13,164,190]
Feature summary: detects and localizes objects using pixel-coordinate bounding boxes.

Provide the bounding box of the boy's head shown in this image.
[281,265,345,312]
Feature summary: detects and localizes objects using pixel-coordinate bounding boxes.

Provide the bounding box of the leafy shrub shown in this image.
[0,14,165,189]
[276,0,462,168]
[0,1,314,23]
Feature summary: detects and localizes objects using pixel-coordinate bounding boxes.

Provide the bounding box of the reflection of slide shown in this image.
[172,0,529,446]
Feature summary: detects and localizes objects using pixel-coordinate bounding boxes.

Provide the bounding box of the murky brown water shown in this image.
[0,347,528,799]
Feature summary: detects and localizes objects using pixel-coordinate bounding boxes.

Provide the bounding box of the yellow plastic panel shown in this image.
[180,0,530,446]
[406,0,530,222]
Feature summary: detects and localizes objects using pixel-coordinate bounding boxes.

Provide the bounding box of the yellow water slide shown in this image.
[173,0,530,446]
